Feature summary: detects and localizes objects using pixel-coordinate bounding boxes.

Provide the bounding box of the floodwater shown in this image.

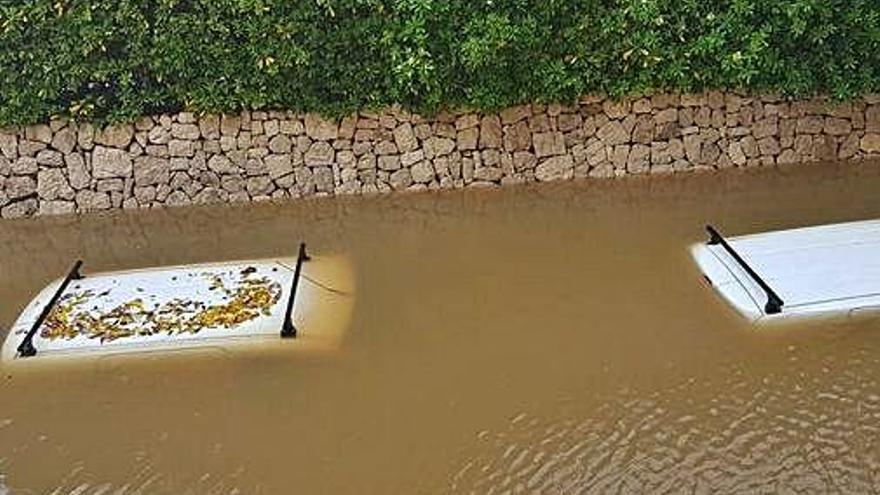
[3,161,880,494]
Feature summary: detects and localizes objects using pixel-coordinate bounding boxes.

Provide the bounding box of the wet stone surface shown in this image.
[2,93,880,219]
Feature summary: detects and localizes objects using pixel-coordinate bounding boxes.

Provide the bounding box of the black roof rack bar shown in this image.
[281,243,310,338]
[17,260,84,358]
[706,225,783,315]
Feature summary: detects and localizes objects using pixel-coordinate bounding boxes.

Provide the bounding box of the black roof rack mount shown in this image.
[281,243,310,338]
[706,225,784,315]
[17,260,84,358]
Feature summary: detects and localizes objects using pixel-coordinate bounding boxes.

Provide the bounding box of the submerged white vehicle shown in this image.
[2,244,354,362]
[692,220,880,324]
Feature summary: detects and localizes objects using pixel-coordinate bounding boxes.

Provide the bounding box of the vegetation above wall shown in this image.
[1,0,878,126]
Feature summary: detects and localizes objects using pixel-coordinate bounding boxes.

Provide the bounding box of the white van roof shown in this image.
[2,247,314,361]
[692,219,880,323]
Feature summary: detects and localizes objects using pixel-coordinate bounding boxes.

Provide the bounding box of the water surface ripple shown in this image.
[2,162,880,494]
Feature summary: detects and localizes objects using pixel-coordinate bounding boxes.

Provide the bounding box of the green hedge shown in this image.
[1,0,878,126]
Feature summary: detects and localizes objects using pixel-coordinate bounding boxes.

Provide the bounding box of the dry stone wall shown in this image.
[2,92,880,219]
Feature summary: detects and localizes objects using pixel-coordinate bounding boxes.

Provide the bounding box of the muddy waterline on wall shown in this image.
[2,162,880,494]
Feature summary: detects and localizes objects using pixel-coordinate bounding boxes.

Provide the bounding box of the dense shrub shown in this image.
[1,0,878,125]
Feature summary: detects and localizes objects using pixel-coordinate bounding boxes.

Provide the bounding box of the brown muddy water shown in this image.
[3,162,880,494]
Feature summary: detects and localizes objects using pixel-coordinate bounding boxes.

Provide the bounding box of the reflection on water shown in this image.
[2,161,880,494]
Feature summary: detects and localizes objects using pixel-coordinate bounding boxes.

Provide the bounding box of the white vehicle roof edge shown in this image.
[729,218,880,248]
[1,279,63,362]
[690,243,763,322]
